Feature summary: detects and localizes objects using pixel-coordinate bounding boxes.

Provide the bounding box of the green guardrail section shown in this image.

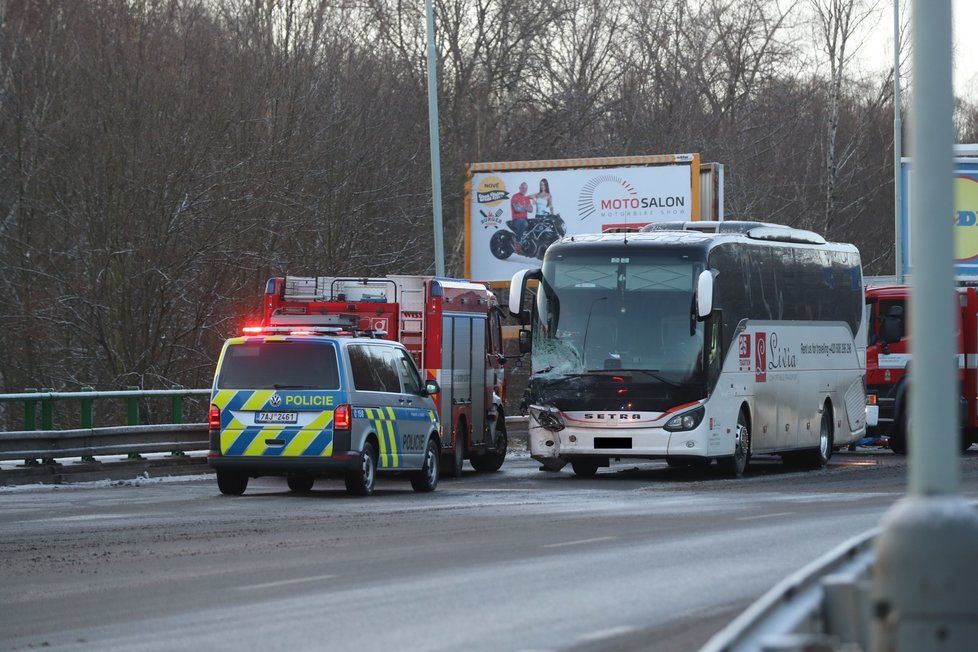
[0,387,211,464]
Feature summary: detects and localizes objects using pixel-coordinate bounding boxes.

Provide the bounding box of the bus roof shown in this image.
[547,222,856,256]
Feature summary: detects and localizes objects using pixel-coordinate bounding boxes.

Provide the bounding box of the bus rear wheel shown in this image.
[718,410,751,478]
[798,406,834,469]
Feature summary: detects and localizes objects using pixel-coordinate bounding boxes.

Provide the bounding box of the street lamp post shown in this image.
[426,0,446,277]
[871,2,978,649]
[894,0,903,282]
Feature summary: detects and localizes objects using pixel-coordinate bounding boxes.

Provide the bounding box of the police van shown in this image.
[207,328,442,496]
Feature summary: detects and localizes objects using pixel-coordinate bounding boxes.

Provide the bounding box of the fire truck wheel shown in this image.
[471,417,508,473]
[441,420,466,478]
[571,460,600,477]
[718,409,751,478]
[345,442,377,496]
[217,470,248,496]
[411,438,440,492]
[890,407,908,455]
[286,475,315,493]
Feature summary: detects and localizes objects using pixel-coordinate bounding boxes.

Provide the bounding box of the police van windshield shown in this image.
[217,342,340,390]
[534,248,706,385]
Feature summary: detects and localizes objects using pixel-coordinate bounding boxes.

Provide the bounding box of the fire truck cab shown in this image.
[865,284,975,453]
[261,275,509,475]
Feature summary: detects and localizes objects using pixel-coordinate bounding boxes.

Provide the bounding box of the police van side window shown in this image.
[349,344,402,393]
[396,349,423,394]
[349,345,379,391]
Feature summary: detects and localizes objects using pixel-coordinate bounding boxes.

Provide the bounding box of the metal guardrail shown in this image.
[0,389,526,465]
[0,387,210,431]
[0,423,208,462]
[701,529,877,652]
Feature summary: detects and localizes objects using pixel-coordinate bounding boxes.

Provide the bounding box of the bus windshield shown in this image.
[534,248,706,386]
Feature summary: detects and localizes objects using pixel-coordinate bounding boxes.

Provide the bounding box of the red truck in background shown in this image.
[865,284,975,453]
[256,275,510,476]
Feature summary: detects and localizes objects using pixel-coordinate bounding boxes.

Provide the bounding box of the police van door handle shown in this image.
[399,398,413,405]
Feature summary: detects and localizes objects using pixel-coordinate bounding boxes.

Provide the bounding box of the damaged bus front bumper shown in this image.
[526,404,716,465]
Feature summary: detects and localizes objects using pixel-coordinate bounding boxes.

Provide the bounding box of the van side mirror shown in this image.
[696,270,714,319]
[424,379,440,396]
[518,329,532,354]
[509,268,542,322]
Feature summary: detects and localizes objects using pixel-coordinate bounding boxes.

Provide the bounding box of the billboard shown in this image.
[465,154,701,281]
[899,157,978,279]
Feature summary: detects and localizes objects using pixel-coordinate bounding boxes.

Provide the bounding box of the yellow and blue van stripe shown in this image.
[220,412,336,458]
[362,407,399,468]
[211,388,344,458]
[355,406,439,469]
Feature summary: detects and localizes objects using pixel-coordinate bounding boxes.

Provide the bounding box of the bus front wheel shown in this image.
[718,410,751,478]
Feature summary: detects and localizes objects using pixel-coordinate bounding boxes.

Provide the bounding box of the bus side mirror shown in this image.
[696,270,714,319]
[509,268,541,323]
[518,329,532,354]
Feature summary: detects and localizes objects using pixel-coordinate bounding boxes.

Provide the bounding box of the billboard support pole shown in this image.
[871,2,978,648]
[893,0,904,282]
[426,0,446,277]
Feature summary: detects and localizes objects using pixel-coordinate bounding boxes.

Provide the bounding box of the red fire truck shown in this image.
[256,275,509,475]
[865,283,975,454]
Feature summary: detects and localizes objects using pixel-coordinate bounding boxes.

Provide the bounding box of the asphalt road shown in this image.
[3,449,978,652]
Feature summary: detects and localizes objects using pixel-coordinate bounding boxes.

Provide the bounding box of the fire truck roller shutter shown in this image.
[470,316,487,444]
[452,316,472,451]
[439,316,454,442]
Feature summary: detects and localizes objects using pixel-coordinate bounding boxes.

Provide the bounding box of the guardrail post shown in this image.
[40,387,54,430]
[170,385,184,424]
[39,387,57,465]
[169,384,186,456]
[23,387,39,466]
[126,386,142,460]
[80,386,96,463]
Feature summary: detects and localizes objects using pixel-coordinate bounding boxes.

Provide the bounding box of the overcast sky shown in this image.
[858,0,978,97]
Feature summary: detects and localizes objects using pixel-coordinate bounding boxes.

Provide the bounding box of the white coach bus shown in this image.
[509,221,867,478]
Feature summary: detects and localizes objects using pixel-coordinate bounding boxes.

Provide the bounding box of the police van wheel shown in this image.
[217,470,248,496]
[287,475,315,493]
[345,442,377,496]
[411,439,440,493]
[571,460,600,478]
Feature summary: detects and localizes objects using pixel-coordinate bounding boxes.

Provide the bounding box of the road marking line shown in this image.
[576,625,639,642]
[738,511,795,521]
[542,536,615,549]
[234,573,336,591]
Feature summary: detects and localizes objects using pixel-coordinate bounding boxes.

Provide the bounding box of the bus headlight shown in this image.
[664,406,705,432]
[529,405,565,432]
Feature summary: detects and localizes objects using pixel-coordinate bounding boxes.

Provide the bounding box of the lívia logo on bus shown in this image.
[749,331,799,383]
